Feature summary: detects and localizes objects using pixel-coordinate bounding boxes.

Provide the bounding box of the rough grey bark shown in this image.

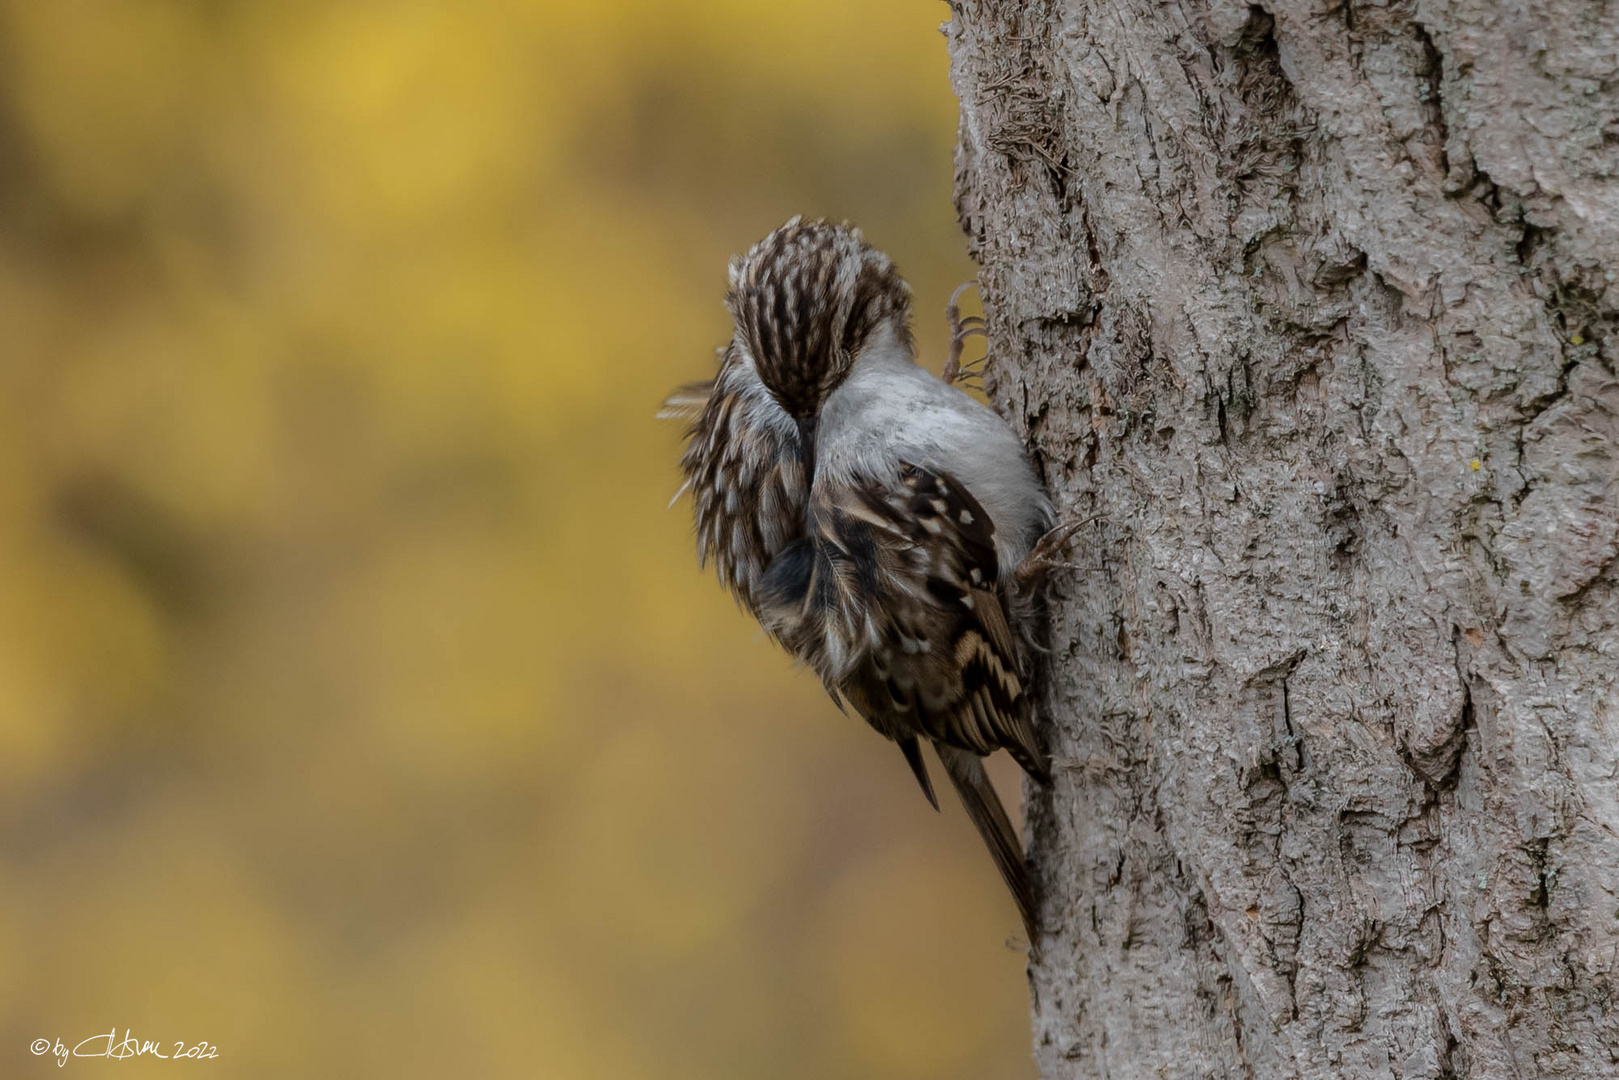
[946,1,1619,1077]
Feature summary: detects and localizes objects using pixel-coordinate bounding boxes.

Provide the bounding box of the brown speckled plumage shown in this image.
[728,217,912,419]
[661,346,806,614]
[663,218,1056,941]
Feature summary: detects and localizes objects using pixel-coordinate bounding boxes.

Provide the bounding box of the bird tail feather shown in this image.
[935,743,1038,943]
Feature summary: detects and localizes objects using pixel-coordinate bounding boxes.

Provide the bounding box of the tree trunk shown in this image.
[947,1,1619,1076]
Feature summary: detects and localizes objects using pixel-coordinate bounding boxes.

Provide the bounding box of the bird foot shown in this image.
[1013,516,1095,592]
[943,281,987,384]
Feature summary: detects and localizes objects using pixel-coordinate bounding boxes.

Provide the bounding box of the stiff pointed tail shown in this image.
[935,743,1038,944]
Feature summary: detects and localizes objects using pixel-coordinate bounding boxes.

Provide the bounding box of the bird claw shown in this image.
[944,280,986,384]
[1013,515,1096,592]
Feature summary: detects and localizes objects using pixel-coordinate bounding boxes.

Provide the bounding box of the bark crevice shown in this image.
[951,0,1619,1075]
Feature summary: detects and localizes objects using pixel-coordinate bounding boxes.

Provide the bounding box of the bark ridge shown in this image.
[948,1,1619,1076]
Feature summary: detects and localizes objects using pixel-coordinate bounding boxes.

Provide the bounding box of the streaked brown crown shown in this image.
[726,217,912,420]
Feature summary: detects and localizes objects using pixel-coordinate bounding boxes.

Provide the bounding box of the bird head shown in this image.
[726,218,913,432]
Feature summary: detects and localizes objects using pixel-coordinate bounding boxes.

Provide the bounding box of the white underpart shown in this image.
[816,320,1052,572]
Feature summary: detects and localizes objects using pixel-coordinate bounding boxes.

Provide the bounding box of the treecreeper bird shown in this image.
[661,218,1075,942]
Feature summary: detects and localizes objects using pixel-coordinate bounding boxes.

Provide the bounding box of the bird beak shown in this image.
[797,416,817,485]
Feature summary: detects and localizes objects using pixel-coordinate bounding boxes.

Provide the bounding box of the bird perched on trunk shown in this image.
[661,218,1072,941]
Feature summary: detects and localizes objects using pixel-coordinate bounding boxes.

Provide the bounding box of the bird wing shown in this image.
[781,462,1045,941]
[765,461,1049,785]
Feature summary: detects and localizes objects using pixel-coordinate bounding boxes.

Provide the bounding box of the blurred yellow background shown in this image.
[0,1,1035,1076]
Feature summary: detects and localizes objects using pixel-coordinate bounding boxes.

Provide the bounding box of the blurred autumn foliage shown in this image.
[0,2,1034,1077]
